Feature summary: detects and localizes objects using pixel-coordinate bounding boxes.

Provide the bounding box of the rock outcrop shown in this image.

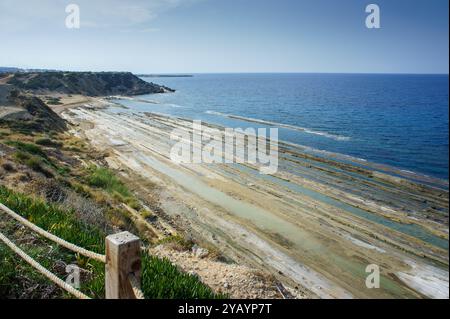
[0,89,67,132]
[1,71,174,96]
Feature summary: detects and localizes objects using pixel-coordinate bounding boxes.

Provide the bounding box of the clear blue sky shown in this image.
[0,0,448,73]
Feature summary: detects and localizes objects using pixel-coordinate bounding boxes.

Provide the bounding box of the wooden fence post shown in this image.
[105,231,141,299]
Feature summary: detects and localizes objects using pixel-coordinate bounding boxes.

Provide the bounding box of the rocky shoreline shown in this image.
[2,69,448,298]
[60,99,448,299]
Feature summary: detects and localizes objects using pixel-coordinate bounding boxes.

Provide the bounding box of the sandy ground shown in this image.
[46,94,111,114]
[149,244,304,299]
[59,97,449,299]
[0,106,24,119]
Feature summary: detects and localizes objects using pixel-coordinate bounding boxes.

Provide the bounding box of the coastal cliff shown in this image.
[1,71,174,96]
[0,71,174,132]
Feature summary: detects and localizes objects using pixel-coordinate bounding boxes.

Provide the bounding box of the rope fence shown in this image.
[0,202,144,299]
[128,273,145,300]
[0,231,90,299]
[0,203,105,263]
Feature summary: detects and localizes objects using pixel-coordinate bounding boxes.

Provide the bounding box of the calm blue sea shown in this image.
[122,74,449,180]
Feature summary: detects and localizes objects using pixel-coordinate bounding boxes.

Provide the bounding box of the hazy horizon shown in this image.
[1,68,449,75]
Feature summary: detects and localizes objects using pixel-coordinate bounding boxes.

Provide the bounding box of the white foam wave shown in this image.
[205,111,351,141]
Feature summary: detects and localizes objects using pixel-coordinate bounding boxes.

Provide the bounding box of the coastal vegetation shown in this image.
[0,112,221,299]
[0,185,221,298]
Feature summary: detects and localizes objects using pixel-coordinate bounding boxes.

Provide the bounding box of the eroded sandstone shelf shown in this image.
[62,102,449,299]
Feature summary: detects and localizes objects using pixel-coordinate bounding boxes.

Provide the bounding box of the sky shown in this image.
[0,0,448,74]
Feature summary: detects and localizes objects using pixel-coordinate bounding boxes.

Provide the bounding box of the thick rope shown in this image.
[128,273,145,299]
[0,231,90,299]
[0,203,106,263]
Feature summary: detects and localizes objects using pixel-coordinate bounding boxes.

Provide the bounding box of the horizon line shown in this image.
[139,71,450,76]
[1,66,449,76]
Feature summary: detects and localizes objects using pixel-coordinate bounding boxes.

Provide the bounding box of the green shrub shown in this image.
[0,186,222,299]
[156,235,193,251]
[65,146,82,152]
[46,98,62,105]
[142,254,223,299]
[57,166,71,176]
[24,157,43,170]
[0,131,10,139]
[8,140,59,175]
[13,151,30,162]
[87,166,131,198]
[13,151,53,178]
[24,157,54,178]
[6,141,46,158]
[35,138,63,148]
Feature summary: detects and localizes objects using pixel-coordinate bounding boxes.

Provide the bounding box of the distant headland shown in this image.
[136,74,194,78]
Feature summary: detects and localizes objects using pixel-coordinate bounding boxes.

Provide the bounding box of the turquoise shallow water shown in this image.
[123,73,449,180]
[235,164,449,250]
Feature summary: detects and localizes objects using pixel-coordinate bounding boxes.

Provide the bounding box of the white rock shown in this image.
[192,244,209,259]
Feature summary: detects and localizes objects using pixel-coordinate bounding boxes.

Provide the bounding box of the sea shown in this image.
[116,73,449,181]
